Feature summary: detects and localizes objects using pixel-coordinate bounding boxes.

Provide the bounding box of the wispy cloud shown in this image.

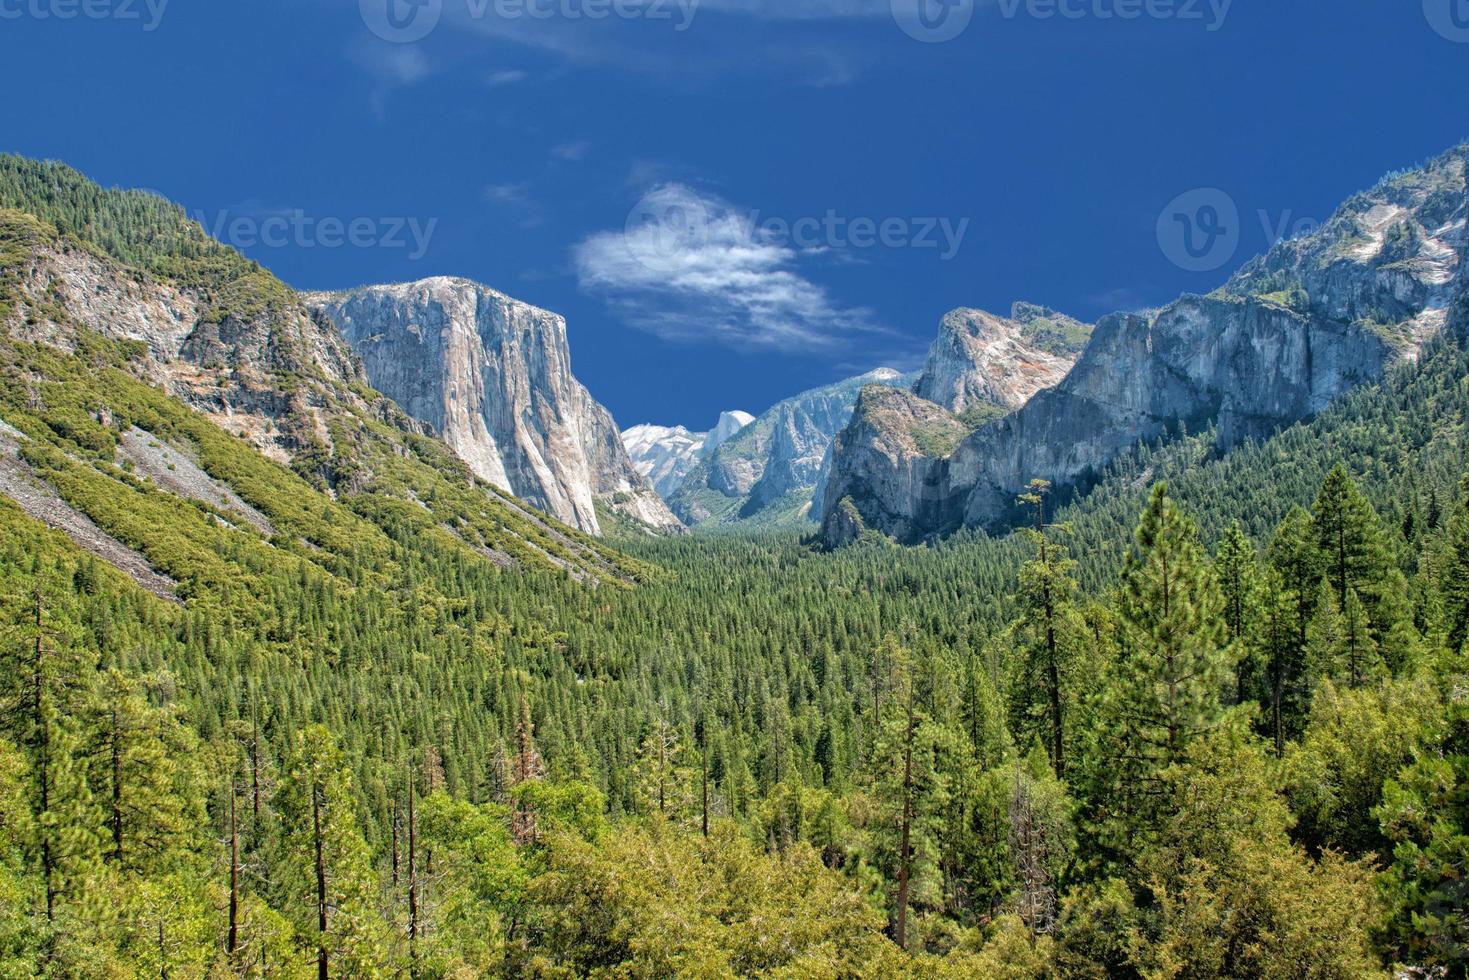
[574,183,893,354]
[486,68,529,86]
[691,0,894,18]
[551,140,592,162]
[349,40,433,84]
[341,0,915,90]
[484,182,545,227]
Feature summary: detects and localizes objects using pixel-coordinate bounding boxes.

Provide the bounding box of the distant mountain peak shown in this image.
[623,409,755,499]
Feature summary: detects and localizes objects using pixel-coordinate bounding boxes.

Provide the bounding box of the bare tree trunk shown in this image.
[893,687,916,950]
[313,784,328,980]
[701,739,710,838]
[391,799,400,888]
[228,783,239,955]
[111,704,124,861]
[408,787,419,977]
[33,591,55,922]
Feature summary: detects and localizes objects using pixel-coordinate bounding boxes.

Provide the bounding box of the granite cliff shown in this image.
[309,278,681,537]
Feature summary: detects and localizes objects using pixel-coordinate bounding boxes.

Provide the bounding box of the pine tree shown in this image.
[870,641,968,948]
[86,669,197,874]
[1214,521,1259,705]
[1105,484,1238,849]
[1311,464,1407,663]
[1269,505,1323,655]
[273,725,387,980]
[1013,480,1081,777]
[1438,472,1469,651]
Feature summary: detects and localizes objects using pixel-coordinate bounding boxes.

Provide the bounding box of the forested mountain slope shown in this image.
[0,156,636,583]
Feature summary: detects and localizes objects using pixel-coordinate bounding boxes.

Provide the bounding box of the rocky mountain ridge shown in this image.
[0,157,640,582]
[822,143,1469,544]
[667,369,909,529]
[915,303,1091,414]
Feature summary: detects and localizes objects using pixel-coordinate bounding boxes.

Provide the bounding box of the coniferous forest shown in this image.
[3,275,1469,975]
[2,125,1469,979]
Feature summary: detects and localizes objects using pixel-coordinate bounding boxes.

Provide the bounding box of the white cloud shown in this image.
[484,182,534,205]
[574,183,892,354]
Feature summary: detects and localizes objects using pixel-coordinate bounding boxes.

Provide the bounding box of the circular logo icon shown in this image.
[892,0,975,43]
[1424,0,1469,41]
[1157,188,1240,274]
[360,0,443,44]
[624,188,716,269]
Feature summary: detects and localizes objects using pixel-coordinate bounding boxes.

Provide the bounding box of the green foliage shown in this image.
[0,155,293,323]
[4,195,1469,970]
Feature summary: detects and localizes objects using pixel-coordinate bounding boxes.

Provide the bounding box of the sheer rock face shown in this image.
[914,304,1090,413]
[823,144,1469,544]
[668,369,908,528]
[622,411,754,499]
[309,277,681,536]
[820,386,966,546]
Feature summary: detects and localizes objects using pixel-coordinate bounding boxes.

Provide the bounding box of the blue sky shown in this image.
[1,0,1465,429]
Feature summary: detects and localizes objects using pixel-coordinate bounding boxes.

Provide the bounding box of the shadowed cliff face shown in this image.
[823,144,1469,545]
[309,277,681,537]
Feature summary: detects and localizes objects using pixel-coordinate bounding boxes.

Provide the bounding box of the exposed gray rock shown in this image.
[622,410,754,498]
[822,143,1469,543]
[915,304,1091,413]
[669,369,909,529]
[820,386,965,546]
[309,277,681,536]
